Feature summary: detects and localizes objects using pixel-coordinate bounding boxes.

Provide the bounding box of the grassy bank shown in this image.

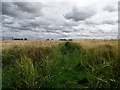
[2,40,119,89]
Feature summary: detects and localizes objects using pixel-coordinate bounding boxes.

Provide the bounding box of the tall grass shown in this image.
[2,41,119,89]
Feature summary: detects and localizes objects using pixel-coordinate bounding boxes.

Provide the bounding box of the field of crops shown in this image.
[1,39,120,89]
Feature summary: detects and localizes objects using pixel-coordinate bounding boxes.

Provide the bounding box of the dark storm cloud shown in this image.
[64,7,95,21]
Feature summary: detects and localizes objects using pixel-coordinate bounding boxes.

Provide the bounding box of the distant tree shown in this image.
[59,39,67,41]
[46,39,49,40]
[68,39,73,41]
[14,38,21,40]
[24,38,27,40]
[51,39,53,40]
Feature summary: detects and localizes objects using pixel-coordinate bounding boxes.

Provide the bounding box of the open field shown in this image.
[1,39,118,49]
[1,39,120,89]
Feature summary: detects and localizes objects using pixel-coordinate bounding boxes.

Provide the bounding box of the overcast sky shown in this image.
[1,0,119,40]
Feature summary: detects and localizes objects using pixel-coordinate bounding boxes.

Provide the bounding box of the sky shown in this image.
[1,0,119,40]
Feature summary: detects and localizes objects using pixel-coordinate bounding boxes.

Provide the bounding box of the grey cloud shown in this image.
[103,20,117,25]
[2,2,43,19]
[104,5,117,12]
[2,15,14,25]
[2,19,33,31]
[0,2,1,19]
[2,2,82,40]
[2,2,19,17]
[89,30,104,34]
[2,2,118,40]
[85,20,117,25]
[64,7,95,21]
[13,2,43,14]
[76,33,90,37]
[3,21,13,25]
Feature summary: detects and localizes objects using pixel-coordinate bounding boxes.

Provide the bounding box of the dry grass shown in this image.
[1,39,118,49]
[1,40,64,49]
[73,39,118,48]
[2,39,119,89]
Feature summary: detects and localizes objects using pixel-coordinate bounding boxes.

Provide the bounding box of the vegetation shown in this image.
[2,40,119,89]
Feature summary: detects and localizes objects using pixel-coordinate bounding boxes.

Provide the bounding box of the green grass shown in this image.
[2,41,119,89]
[0,67,2,90]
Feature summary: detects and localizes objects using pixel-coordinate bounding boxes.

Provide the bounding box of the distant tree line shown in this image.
[46,39,73,41]
[59,39,73,41]
[13,38,27,40]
